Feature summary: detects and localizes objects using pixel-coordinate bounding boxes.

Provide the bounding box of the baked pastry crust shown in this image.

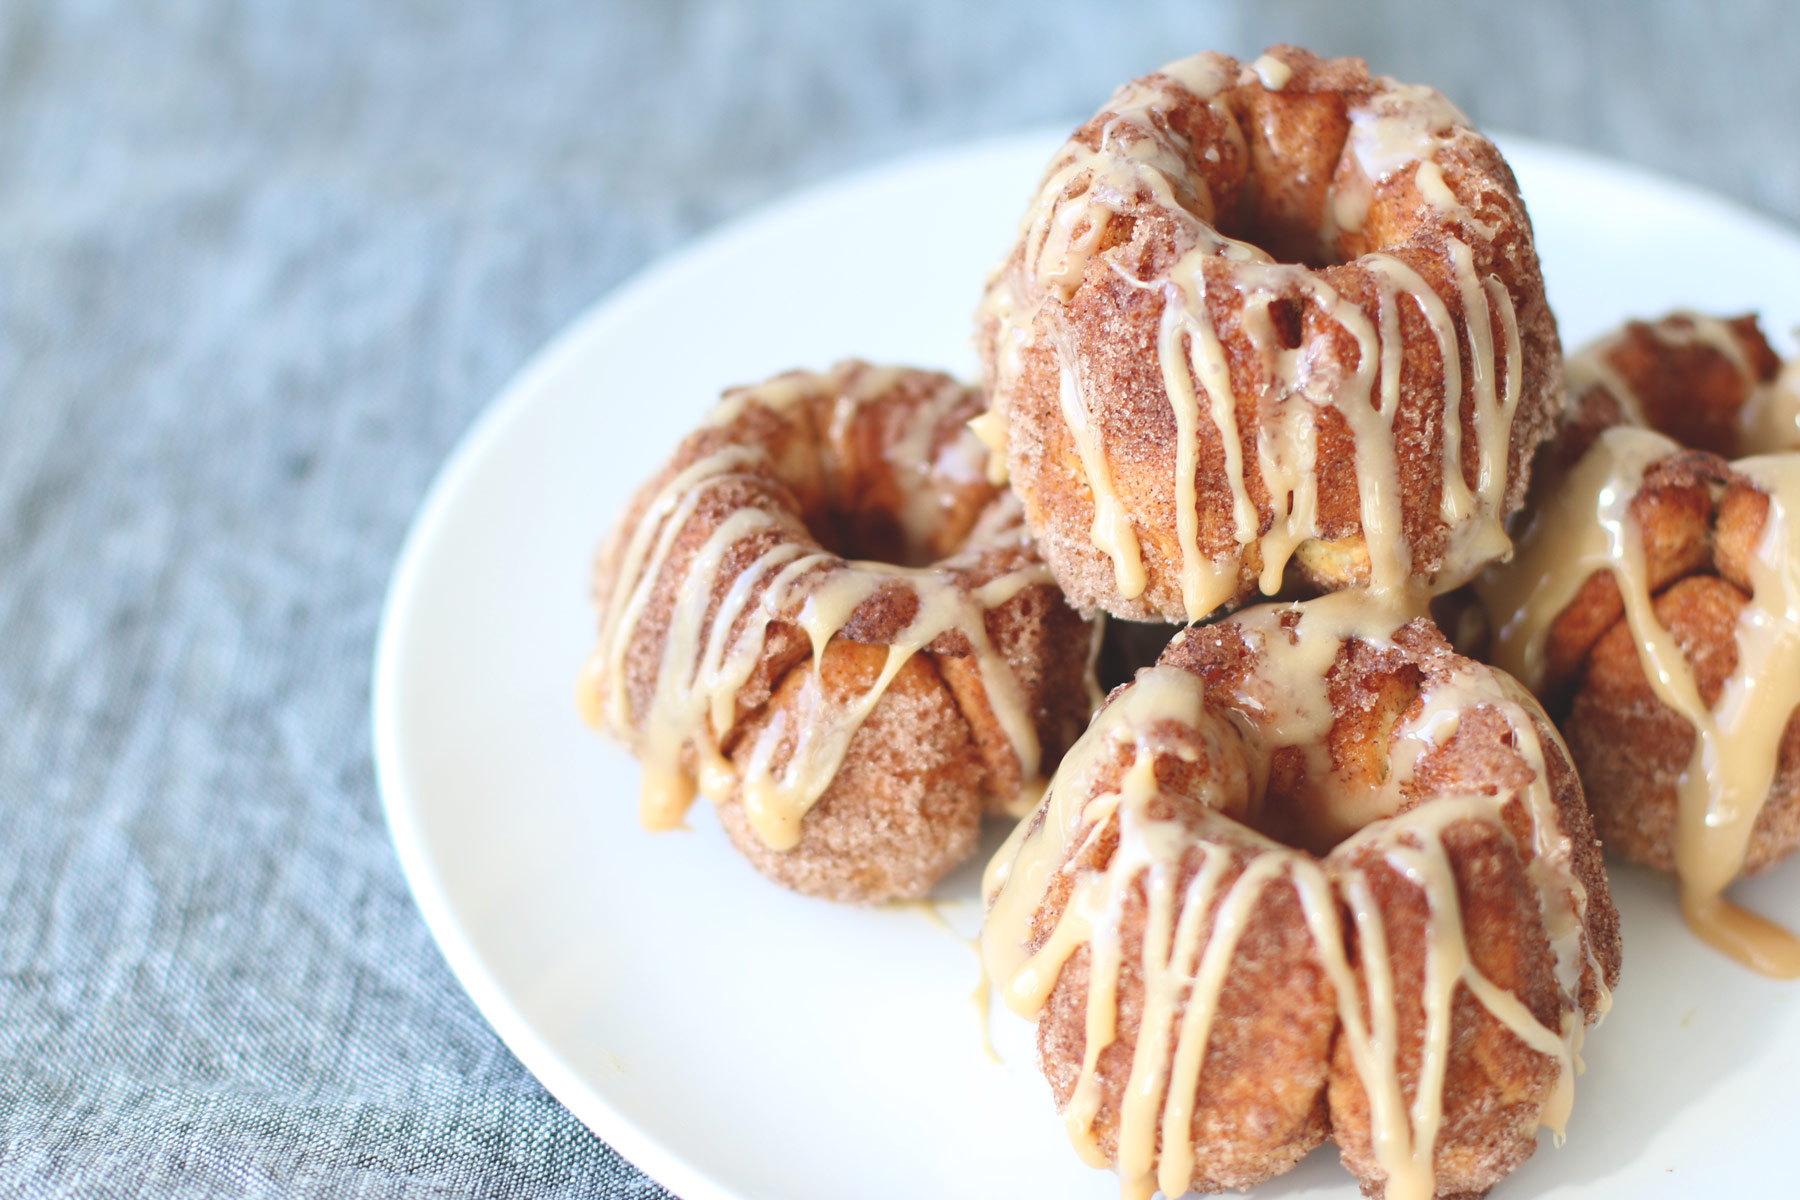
[581,362,1098,902]
[977,46,1562,622]
[982,595,1619,1200]
[1553,310,1787,468]
[1481,311,1800,974]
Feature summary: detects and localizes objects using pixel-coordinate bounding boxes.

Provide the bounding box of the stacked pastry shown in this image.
[573,42,1800,1200]
[971,48,1619,1200]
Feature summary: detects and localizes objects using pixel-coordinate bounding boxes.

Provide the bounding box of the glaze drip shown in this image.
[977,47,1548,622]
[982,593,1608,1200]
[1482,423,1800,977]
[581,364,1072,851]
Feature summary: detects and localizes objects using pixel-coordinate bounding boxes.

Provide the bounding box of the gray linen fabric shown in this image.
[1,2,1795,1197]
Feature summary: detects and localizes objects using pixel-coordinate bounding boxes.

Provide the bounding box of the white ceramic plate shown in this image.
[373,130,1800,1200]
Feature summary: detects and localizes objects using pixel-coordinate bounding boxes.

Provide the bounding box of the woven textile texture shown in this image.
[2,1,1796,1196]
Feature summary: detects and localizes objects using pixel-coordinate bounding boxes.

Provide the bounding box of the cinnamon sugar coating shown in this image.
[1570,575,1800,877]
[1529,450,1735,700]
[1530,450,1800,876]
[1504,313,1800,882]
[987,602,1618,1199]
[1552,311,1783,470]
[978,46,1562,622]
[584,363,1097,902]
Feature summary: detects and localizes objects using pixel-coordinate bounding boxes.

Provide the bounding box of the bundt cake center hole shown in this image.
[1233,659,1427,856]
[805,507,943,569]
[1243,775,1414,858]
[1237,207,1351,270]
[803,487,989,569]
[1206,175,1351,269]
[1238,217,1347,270]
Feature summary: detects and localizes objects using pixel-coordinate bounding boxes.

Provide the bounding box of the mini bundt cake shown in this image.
[1554,310,1798,467]
[981,594,1619,1200]
[976,45,1563,623]
[1480,313,1800,975]
[580,362,1100,902]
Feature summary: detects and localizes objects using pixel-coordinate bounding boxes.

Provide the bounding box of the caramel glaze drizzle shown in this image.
[976,49,1528,622]
[1487,311,1800,975]
[981,593,1609,1200]
[1483,406,1800,979]
[579,364,1083,850]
